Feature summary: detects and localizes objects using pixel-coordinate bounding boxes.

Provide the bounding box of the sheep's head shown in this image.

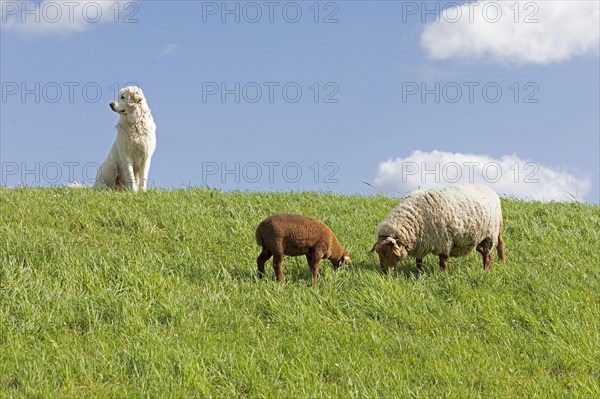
[371,236,407,274]
[331,252,352,270]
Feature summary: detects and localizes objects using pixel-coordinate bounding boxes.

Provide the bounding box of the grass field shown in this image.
[1,188,599,397]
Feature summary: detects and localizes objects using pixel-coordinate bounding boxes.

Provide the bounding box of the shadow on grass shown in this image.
[351,258,441,280]
[225,259,317,286]
[224,257,443,285]
[227,258,357,286]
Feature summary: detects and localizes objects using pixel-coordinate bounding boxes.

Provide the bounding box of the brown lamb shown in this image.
[255,214,351,287]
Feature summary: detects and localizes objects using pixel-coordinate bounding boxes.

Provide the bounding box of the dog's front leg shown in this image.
[123,161,138,192]
[139,159,151,192]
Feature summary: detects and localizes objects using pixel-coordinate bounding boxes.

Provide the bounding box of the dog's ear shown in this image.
[128,87,144,104]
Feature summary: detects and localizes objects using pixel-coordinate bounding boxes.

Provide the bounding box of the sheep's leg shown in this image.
[273,253,284,282]
[485,252,493,270]
[310,259,321,289]
[416,258,424,274]
[497,229,505,262]
[257,248,272,279]
[439,255,449,272]
[306,249,324,288]
[477,249,493,270]
[477,238,494,270]
[305,254,315,281]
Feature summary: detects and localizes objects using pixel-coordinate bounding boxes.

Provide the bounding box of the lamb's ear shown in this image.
[370,243,378,252]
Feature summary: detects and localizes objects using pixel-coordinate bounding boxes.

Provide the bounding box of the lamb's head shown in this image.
[330,251,352,270]
[371,236,408,274]
[109,86,149,121]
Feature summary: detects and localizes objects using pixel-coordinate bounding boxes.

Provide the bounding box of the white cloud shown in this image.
[1,0,136,36]
[373,150,591,202]
[420,1,600,65]
[158,43,177,58]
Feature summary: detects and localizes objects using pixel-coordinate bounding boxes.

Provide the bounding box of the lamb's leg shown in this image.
[273,253,284,282]
[309,249,326,288]
[439,255,449,272]
[416,258,424,274]
[305,254,313,270]
[309,258,321,289]
[477,238,494,270]
[257,248,272,279]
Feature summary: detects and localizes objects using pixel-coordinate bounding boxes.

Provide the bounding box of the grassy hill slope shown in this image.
[1,188,599,397]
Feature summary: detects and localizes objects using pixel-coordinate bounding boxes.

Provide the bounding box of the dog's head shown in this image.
[109,86,148,117]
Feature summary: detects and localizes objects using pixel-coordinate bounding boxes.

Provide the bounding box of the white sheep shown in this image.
[371,184,505,273]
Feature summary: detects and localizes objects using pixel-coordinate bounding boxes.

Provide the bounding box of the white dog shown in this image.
[94,86,156,192]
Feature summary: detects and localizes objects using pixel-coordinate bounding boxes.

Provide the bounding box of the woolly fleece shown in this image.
[377,184,503,259]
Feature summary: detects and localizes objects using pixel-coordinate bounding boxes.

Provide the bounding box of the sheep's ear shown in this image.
[392,243,407,258]
[370,243,378,252]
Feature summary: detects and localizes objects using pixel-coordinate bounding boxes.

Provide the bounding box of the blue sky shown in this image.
[1,0,599,202]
